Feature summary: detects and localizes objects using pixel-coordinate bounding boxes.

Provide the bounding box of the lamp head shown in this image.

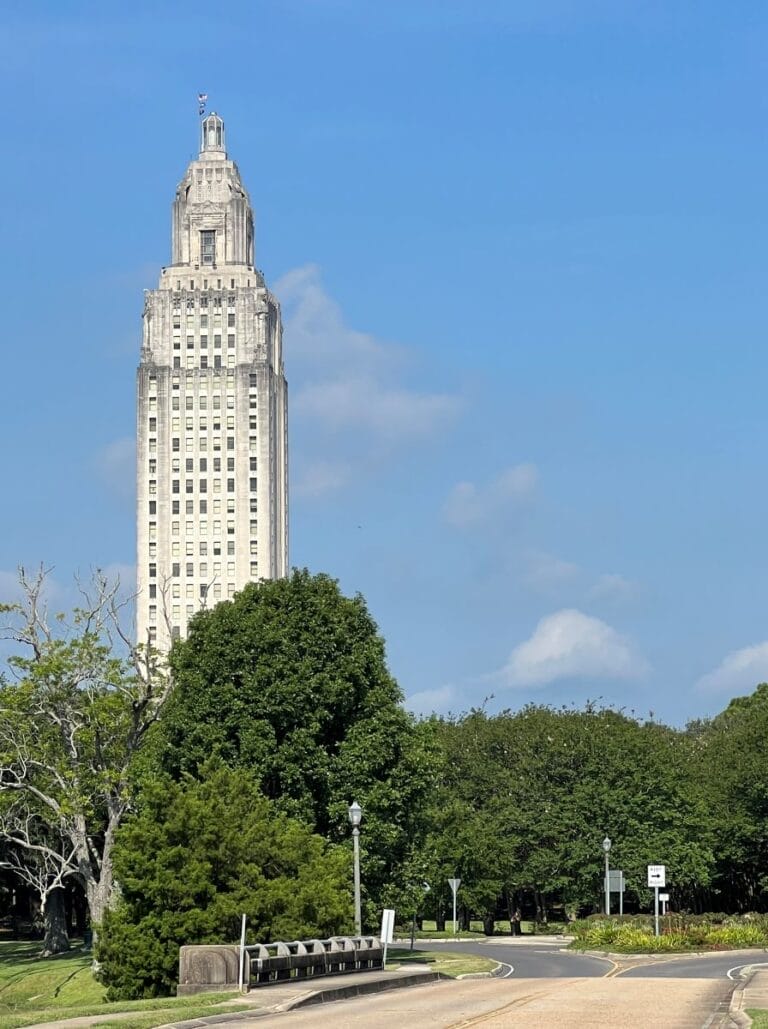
[348,801,362,828]
[602,836,612,853]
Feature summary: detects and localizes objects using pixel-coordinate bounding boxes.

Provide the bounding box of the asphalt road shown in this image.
[413,939,611,977]
[618,950,768,979]
[423,938,768,980]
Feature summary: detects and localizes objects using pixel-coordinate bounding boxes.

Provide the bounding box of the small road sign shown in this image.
[647,865,666,888]
[659,892,670,902]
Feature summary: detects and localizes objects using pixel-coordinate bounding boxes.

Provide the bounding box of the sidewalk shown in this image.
[21,967,442,1029]
[731,967,768,1026]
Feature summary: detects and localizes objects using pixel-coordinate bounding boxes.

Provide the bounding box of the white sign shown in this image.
[380,908,395,944]
[659,893,670,902]
[647,865,666,888]
[448,877,461,895]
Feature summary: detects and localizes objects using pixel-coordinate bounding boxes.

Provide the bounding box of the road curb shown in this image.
[277,970,443,1011]
[727,972,753,1029]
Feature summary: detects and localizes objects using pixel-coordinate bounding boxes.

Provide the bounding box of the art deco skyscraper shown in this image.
[136,113,288,649]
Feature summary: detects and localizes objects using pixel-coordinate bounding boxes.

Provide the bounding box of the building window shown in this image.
[172,480,180,494]
[226,498,235,513]
[148,417,156,431]
[214,356,222,369]
[200,541,208,556]
[214,335,221,349]
[149,563,157,578]
[172,500,180,514]
[186,458,193,472]
[250,477,257,491]
[200,479,208,493]
[172,521,180,535]
[200,458,207,472]
[250,562,258,577]
[186,541,194,556]
[149,501,157,514]
[200,335,208,349]
[149,459,157,473]
[173,356,181,368]
[249,458,257,471]
[149,480,157,495]
[227,437,235,451]
[149,583,157,598]
[186,562,194,577]
[201,355,208,369]
[172,437,180,452]
[186,499,194,514]
[228,334,235,348]
[227,540,235,555]
[227,478,235,493]
[200,500,207,514]
[186,480,193,494]
[213,457,221,472]
[172,459,180,473]
[201,230,216,265]
[227,313,235,327]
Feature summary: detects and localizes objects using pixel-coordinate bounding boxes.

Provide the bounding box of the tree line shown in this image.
[0,567,766,995]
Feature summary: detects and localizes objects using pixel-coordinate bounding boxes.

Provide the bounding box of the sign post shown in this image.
[659,892,670,916]
[380,908,395,969]
[647,865,666,937]
[238,913,247,993]
[607,871,625,917]
[447,877,461,936]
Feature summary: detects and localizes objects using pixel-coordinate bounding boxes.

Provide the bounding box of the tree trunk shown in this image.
[436,906,446,932]
[41,888,69,956]
[483,912,495,936]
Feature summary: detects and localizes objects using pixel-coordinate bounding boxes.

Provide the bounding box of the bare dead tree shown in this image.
[0,566,173,942]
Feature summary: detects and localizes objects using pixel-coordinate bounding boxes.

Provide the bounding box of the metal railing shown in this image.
[242,935,383,987]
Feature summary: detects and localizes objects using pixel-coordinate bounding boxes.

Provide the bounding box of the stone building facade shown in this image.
[136,113,288,649]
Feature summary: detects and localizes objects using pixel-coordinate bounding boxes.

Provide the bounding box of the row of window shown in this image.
[148,497,258,516]
[148,457,256,475]
[172,280,239,294]
[148,560,257,580]
[174,333,235,349]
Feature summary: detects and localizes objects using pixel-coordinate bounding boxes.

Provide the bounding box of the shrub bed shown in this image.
[569,913,768,952]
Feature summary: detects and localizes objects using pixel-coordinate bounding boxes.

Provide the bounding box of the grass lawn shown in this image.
[0,940,266,1029]
[386,947,498,978]
[748,1012,768,1028]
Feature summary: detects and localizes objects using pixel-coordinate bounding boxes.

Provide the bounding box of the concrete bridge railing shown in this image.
[178,935,383,995]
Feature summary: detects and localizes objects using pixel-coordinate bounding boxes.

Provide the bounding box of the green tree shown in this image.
[0,567,172,950]
[154,570,438,911]
[97,764,352,998]
[694,683,768,911]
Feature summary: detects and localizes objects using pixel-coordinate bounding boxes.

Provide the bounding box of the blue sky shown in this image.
[2,0,768,724]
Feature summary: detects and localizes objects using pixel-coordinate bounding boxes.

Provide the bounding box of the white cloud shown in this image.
[444,464,538,528]
[277,266,461,495]
[404,685,457,715]
[696,641,768,694]
[95,437,135,501]
[524,551,581,592]
[499,608,646,687]
[587,573,641,604]
[293,460,352,499]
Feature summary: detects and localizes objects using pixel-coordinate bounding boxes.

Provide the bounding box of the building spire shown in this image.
[200,112,226,157]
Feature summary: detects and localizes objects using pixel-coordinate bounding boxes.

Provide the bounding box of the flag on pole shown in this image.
[198,93,208,116]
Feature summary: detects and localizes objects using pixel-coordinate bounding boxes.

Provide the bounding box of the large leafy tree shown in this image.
[154,570,439,913]
[693,683,768,911]
[0,567,171,950]
[419,704,714,924]
[97,764,352,999]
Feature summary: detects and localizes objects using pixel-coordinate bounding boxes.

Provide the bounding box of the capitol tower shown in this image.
[136,112,288,649]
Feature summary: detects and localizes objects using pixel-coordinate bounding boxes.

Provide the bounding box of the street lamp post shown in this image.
[602,837,611,916]
[348,801,362,936]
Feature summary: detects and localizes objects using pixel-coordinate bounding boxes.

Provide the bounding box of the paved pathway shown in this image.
[205,976,739,1028]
